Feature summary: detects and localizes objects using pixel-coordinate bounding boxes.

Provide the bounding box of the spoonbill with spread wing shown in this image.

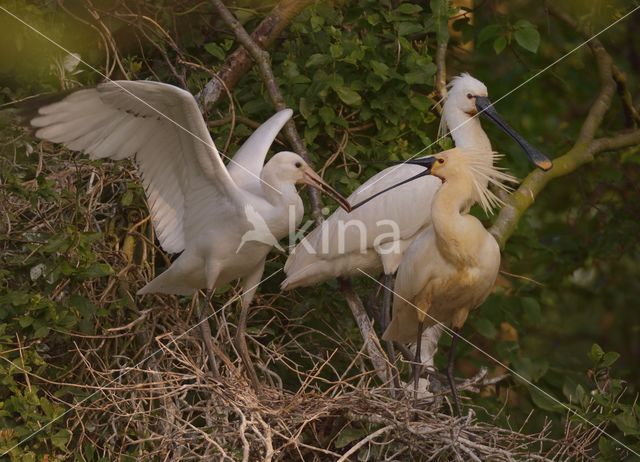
[22,80,351,387]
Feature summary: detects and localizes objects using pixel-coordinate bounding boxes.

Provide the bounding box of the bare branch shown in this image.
[209,0,321,218]
[545,1,616,145]
[339,278,393,383]
[590,129,640,155]
[434,0,450,100]
[209,0,392,383]
[196,0,314,111]
[490,4,637,247]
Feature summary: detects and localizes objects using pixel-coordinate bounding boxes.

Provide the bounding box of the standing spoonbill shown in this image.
[22,80,351,387]
[281,74,550,383]
[383,150,516,415]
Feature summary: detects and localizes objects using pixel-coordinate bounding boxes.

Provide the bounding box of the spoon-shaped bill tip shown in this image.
[475,96,553,171]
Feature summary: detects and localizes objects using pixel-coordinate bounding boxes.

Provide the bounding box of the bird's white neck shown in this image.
[445,108,492,153]
[431,173,481,267]
[259,164,303,241]
[260,165,299,207]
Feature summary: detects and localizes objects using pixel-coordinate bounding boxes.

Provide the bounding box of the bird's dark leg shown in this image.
[381,274,394,332]
[413,319,425,402]
[381,273,401,394]
[447,327,462,416]
[235,300,261,392]
[197,289,221,380]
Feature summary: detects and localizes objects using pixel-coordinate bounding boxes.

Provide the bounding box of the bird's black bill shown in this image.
[475,96,552,171]
[349,157,436,211]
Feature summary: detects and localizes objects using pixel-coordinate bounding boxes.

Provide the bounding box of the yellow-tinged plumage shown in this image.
[382,149,517,413]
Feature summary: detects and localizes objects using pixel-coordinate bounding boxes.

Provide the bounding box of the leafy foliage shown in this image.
[0,0,639,460]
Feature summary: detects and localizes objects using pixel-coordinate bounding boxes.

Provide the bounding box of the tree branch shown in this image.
[210,0,321,218]
[209,0,390,383]
[434,0,450,101]
[196,0,314,111]
[590,129,640,155]
[490,3,638,247]
[339,279,393,383]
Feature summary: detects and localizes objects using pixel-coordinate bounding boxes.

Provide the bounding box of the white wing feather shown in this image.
[228,109,293,195]
[283,157,442,287]
[30,80,240,253]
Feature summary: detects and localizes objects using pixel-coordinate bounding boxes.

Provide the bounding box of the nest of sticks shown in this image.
[0,134,603,461]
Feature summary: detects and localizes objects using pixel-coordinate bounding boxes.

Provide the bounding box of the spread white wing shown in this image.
[228,109,293,196]
[29,80,241,253]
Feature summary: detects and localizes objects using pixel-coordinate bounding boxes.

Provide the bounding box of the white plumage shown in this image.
[282,74,549,290]
[281,74,549,398]
[383,151,516,343]
[382,150,517,414]
[28,80,349,303]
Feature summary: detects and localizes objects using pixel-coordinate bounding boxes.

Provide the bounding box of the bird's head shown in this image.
[444,73,489,117]
[428,152,467,183]
[442,73,552,171]
[269,152,351,212]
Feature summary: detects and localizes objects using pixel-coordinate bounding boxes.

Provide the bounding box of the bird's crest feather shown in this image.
[441,149,518,215]
[465,150,517,214]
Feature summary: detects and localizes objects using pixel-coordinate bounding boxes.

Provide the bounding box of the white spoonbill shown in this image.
[283,74,549,290]
[22,80,351,386]
[382,150,516,415]
[282,74,550,380]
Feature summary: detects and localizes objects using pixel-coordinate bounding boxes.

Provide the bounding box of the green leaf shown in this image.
[521,297,541,323]
[310,15,325,32]
[370,60,389,78]
[334,87,362,106]
[51,428,71,450]
[8,291,30,306]
[319,106,335,125]
[598,437,619,459]
[514,19,536,30]
[529,387,564,413]
[601,351,620,367]
[493,36,507,54]
[70,294,96,316]
[478,24,502,46]
[329,43,343,59]
[18,316,34,328]
[299,98,314,120]
[33,324,49,338]
[204,42,225,60]
[396,3,423,14]
[589,343,605,363]
[335,427,368,448]
[514,356,548,382]
[398,22,423,36]
[613,413,640,436]
[77,263,113,279]
[404,66,435,84]
[305,53,331,68]
[514,26,540,53]
[471,318,497,339]
[121,189,134,206]
[367,13,381,25]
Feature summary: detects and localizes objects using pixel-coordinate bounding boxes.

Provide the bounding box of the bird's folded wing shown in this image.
[285,163,441,271]
[29,80,241,253]
[227,108,292,195]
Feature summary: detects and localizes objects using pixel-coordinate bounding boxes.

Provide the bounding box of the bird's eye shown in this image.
[437,158,445,164]
[295,162,302,168]
[466,93,473,99]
